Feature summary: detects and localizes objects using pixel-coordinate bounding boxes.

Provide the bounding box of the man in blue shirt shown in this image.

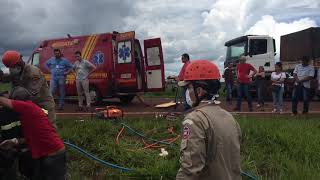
[45,49,73,110]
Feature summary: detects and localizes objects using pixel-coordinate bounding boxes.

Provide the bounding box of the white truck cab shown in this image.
[224,35,276,72]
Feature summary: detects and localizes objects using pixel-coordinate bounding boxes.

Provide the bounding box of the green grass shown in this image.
[239,116,320,180]
[58,116,320,180]
[59,118,181,179]
[144,83,182,98]
[0,83,10,92]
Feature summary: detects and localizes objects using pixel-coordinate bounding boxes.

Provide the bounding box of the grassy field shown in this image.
[0,83,10,92]
[58,115,320,180]
[144,83,182,98]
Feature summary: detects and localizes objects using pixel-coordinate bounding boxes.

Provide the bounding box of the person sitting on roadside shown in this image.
[0,87,66,180]
[255,66,266,110]
[176,60,241,180]
[73,51,96,111]
[271,62,286,113]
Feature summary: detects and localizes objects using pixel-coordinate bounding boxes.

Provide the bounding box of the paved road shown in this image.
[57,97,320,118]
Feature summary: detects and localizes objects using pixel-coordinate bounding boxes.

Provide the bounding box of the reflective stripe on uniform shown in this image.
[42,108,48,115]
[182,119,193,125]
[1,121,21,131]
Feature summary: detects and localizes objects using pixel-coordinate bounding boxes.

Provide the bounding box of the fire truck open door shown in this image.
[143,38,165,92]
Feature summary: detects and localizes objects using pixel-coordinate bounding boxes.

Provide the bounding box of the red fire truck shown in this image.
[29,31,165,104]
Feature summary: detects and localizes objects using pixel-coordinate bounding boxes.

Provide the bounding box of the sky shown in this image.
[0,0,319,76]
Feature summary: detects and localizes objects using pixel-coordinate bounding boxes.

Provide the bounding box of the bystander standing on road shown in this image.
[234,56,257,112]
[223,62,234,105]
[73,51,96,111]
[292,56,315,115]
[176,53,191,111]
[255,66,266,110]
[271,62,286,113]
[45,49,73,110]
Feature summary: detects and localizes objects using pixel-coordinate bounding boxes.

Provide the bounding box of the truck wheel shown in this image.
[89,86,102,105]
[119,95,135,104]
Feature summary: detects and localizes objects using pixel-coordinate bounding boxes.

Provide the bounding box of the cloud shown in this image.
[122,0,319,76]
[0,0,133,55]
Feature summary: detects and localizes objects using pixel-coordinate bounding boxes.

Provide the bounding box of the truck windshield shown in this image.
[226,41,246,62]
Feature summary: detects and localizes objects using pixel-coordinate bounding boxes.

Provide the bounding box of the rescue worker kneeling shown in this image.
[176,60,241,180]
[0,99,23,180]
[0,50,56,128]
[0,87,66,180]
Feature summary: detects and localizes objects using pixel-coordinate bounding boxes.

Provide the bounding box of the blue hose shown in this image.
[64,141,132,172]
[120,123,171,145]
[241,171,258,180]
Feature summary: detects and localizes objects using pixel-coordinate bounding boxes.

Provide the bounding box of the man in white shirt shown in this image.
[292,56,315,115]
[73,51,96,111]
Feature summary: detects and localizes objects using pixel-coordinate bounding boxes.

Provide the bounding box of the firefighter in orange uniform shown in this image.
[176,60,241,180]
[0,50,56,127]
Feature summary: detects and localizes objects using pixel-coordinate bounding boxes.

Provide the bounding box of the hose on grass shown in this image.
[116,126,125,145]
[64,141,257,179]
[64,141,132,172]
[241,171,258,180]
[116,124,179,149]
[142,135,181,149]
[142,139,167,149]
[120,123,172,145]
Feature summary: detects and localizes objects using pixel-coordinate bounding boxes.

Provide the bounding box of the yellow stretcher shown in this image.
[155,101,177,108]
[155,82,180,108]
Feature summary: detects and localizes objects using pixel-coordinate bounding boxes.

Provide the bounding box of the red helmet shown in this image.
[184,60,221,81]
[2,50,21,68]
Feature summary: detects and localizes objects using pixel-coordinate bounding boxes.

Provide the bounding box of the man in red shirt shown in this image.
[234,56,257,111]
[176,53,191,111]
[0,87,66,180]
